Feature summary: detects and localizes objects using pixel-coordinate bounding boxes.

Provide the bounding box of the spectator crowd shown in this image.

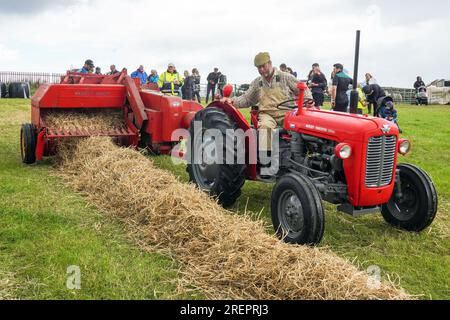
[76,58,422,129]
[76,59,227,104]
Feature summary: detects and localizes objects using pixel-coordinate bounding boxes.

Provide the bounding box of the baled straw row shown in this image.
[56,136,410,300]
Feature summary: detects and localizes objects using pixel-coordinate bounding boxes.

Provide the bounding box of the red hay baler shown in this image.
[21,71,202,164]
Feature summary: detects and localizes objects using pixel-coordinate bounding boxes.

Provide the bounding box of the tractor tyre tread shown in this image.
[21,123,37,164]
[187,107,246,208]
[381,163,437,232]
[271,173,325,245]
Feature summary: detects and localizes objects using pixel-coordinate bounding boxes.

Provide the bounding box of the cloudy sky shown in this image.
[0,0,449,87]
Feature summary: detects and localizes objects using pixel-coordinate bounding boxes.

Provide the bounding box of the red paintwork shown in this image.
[251,109,259,129]
[123,76,147,129]
[222,84,233,98]
[140,90,202,145]
[29,71,202,159]
[35,130,46,161]
[296,82,307,116]
[212,87,402,207]
[284,108,400,207]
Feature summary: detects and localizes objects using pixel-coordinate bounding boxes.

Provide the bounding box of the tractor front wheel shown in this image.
[381,164,437,232]
[20,123,37,164]
[271,173,325,245]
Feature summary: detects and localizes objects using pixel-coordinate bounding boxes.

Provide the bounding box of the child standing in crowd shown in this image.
[379,101,402,132]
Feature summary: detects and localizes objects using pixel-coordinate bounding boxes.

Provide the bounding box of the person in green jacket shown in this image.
[158,63,184,96]
[357,85,367,114]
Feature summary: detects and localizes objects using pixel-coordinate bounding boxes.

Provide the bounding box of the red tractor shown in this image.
[21,71,202,164]
[186,83,438,245]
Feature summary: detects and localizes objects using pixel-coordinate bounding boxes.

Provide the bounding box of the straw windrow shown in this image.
[55,135,411,300]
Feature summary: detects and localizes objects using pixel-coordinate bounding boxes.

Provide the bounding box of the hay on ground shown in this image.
[56,137,411,300]
[0,271,16,300]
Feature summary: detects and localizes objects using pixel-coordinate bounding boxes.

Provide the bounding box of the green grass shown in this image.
[0,99,194,300]
[0,99,449,300]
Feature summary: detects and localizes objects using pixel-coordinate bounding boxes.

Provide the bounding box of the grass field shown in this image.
[0,99,449,300]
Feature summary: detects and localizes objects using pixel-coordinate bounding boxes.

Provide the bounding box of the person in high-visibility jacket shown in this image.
[158,63,184,96]
[357,85,367,114]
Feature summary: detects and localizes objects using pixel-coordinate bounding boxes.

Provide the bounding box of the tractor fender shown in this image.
[182,111,197,129]
[207,101,252,132]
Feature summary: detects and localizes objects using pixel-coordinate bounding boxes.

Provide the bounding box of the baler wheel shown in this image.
[187,107,246,207]
[271,173,325,245]
[381,164,437,232]
[20,123,37,164]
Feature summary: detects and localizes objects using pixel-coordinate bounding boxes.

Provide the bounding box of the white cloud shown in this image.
[0,44,19,63]
[0,0,448,87]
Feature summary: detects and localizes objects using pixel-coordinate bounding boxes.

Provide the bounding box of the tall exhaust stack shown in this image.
[349,30,361,114]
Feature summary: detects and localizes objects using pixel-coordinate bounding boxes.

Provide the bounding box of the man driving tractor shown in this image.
[222,52,313,152]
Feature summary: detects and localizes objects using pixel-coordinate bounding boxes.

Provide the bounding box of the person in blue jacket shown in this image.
[379,101,402,133]
[131,65,148,85]
[78,59,94,74]
[147,70,159,84]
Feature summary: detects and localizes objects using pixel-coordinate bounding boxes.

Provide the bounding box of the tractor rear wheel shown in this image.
[381,164,437,232]
[271,173,325,245]
[187,107,246,207]
[20,123,37,164]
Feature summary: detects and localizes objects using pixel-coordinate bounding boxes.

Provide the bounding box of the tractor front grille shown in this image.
[365,136,397,188]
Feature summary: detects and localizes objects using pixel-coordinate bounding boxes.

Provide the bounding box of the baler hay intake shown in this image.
[21,71,202,164]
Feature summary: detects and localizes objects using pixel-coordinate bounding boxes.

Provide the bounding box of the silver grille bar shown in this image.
[365,136,397,187]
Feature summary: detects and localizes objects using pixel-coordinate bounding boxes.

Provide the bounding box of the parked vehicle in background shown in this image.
[427,79,450,105]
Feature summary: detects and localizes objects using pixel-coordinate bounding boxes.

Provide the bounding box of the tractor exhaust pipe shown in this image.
[349,30,361,114]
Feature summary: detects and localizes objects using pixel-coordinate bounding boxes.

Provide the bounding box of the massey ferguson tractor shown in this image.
[187,33,438,245]
[20,71,202,164]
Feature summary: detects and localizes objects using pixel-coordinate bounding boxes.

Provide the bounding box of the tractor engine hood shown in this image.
[284,108,398,142]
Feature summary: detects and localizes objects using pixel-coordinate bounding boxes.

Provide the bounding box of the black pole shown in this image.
[349,30,361,114]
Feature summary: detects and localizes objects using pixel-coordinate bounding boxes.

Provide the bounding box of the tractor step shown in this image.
[337,204,381,217]
[256,174,277,183]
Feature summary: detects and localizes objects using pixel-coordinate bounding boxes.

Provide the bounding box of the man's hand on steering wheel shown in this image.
[305,99,315,107]
[220,97,233,104]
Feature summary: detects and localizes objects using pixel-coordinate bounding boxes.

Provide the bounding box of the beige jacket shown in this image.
[233,69,312,118]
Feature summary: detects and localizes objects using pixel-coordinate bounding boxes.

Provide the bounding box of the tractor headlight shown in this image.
[335,143,352,160]
[398,139,411,155]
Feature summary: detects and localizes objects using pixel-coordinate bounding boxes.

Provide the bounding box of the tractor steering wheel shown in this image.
[277,99,298,110]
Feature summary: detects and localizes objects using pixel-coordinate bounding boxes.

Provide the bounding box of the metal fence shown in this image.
[382,87,417,105]
[0,71,424,105]
[0,71,64,84]
[321,87,418,105]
